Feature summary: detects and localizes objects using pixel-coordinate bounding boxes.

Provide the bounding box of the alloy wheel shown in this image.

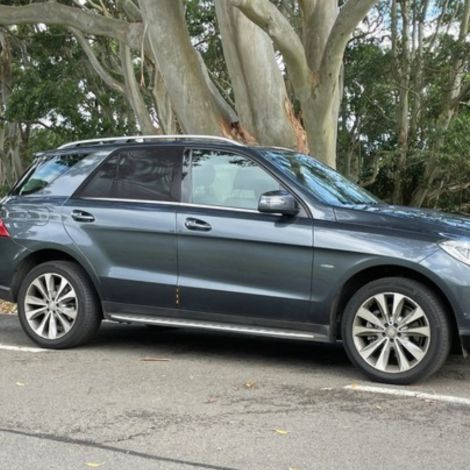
[24,273,78,340]
[351,292,431,374]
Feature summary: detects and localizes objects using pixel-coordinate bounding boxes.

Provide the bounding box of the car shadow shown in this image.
[91,321,351,372]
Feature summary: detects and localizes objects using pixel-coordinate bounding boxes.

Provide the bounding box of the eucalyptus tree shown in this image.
[0,26,23,189]
[337,0,470,209]
[0,0,379,168]
[408,0,470,207]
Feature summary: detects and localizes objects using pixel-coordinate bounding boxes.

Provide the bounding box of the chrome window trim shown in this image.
[78,197,181,206]
[181,202,260,214]
[78,197,268,215]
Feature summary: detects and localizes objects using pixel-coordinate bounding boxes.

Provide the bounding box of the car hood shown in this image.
[334,204,470,241]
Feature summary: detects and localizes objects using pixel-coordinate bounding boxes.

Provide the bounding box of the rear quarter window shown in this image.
[11,154,88,196]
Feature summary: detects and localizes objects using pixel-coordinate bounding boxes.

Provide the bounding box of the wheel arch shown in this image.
[330,264,459,350]
[10,248,103,304]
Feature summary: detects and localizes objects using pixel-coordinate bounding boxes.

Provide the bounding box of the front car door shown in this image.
[176,147,314,328]
[63,145,183,313]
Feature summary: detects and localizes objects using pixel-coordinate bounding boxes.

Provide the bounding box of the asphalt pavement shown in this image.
[1,313,470,470]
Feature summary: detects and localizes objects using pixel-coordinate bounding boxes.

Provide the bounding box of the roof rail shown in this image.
[58,135,244,149]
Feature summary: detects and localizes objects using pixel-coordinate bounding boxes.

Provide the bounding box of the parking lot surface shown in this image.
[1,313,469,470]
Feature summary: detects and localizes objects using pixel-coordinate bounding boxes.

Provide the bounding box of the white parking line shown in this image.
[0,344,49,353]
[345,384,470,406]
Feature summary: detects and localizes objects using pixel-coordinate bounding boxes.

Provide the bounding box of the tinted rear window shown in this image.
[78,147,182,202]
[12,154,88,196]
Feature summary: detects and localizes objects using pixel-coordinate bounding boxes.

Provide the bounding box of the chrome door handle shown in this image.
[71,210,95,223]
[184,218,212,232]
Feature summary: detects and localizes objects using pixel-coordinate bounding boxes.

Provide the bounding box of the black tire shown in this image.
[341,277,451,385]
[17,261,102,349]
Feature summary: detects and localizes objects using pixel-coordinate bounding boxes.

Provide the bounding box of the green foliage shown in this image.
[337,0,470,211]
[0,184,10,197]
[5,24,138,155]
[338,36,397,200]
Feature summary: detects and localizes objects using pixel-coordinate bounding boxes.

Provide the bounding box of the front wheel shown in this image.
[18,261,102,349]
[341,277,451,385]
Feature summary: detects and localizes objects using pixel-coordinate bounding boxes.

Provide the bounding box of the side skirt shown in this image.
[107,313,328,342]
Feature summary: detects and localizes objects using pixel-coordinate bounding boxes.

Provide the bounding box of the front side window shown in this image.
[189,149,279,210]
[79,146,182,202]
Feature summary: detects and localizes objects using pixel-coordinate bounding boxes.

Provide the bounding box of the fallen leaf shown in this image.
[139,357,171,362]
[244,381,256,389]
[350,382,359,389]
[85,463,104,468]
[375,405,382,410]
[16,382,26,387]
[274,429,289,435]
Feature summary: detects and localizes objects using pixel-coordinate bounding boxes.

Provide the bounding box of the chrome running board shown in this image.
[108,314,315,341]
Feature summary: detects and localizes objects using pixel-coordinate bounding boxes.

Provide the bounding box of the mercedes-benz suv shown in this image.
[1,135,470,384]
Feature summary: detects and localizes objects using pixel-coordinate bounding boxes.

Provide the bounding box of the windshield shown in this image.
[261,150,382,206]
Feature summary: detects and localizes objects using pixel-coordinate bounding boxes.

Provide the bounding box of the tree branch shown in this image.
[320,0,378,92]
[0,3,144,51]
[70,28,125,93]
[195,50,239,125]
[230,0,311,100]
[118,0,143,22]
[120,43,156,135]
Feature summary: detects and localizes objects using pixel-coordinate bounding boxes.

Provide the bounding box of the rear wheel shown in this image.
[341,277,451,385]
[18,261,102,349]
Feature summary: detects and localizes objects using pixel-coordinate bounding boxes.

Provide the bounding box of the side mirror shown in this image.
[258,190,299,216]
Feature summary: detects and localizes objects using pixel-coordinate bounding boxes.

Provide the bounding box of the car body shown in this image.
[1,135,470,384]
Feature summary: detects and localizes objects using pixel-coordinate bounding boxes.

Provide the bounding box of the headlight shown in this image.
[439,240,470,266]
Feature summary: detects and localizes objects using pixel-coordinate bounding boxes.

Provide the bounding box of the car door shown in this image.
[176,148,314,326]
[63,145,183,311]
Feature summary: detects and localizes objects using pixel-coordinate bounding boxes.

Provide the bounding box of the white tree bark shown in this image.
[138,0,231,136]
[231,0,378,167]
[0,3,145,51]
[120,43,157,135]
[215,0,299,149]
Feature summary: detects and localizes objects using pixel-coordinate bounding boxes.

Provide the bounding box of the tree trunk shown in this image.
[215,1,300,149]
[138,0,231,136]
[392,0,410,205]
[120,43,157,135]
[232,0,378,167]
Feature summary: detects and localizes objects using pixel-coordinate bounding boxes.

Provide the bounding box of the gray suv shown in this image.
[1,135,470,384]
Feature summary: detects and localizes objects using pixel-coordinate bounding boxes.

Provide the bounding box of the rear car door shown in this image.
[63,145,182,312]
[176,148,314,326]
